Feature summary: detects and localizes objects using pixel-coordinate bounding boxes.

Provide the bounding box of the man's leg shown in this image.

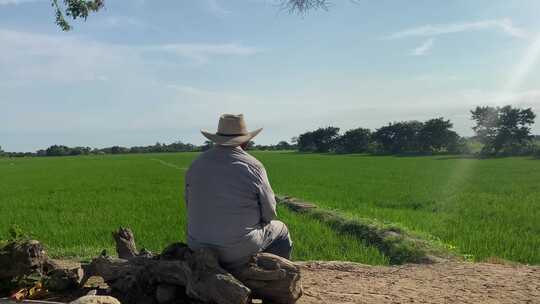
[261,220,293,259]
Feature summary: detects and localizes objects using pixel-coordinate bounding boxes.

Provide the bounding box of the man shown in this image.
[185,114,292,269]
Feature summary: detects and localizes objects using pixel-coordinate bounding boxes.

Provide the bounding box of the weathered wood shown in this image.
[0,240,48,280]
[81,276,109,293]
[231,253,303,304]
[86,245,251,304]
[111,228,138,260]
[0,240,84,292]
[43,259,84,292]
[184,248,250,304]
[2,230,303,304]
[84,256,131,282]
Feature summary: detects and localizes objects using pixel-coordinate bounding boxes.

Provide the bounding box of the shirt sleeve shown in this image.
[255,165,277,223]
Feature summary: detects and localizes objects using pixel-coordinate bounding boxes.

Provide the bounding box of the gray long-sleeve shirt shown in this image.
[184,145,277,266]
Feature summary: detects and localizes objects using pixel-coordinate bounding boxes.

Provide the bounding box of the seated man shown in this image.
[185,114,292,269]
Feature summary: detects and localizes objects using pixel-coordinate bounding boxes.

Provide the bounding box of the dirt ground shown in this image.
[297,261,540,304]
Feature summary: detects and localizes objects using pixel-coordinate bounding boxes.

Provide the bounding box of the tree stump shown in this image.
[44,259,84,291]
[112,228,138,260]
[1,228,303,304]
[0,240,48,280]
[230,253,303,304]
[111,228,153,259]
[86,230,252,304]
[86,228,303,304]
[0,239,84,293]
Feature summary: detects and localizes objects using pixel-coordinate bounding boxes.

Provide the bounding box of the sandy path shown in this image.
[297,261,540,304]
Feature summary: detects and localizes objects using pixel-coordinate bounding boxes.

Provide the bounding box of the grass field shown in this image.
[1,152,539,264]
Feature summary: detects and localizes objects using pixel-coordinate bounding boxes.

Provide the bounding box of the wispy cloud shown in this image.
[386,18,529,40]
[0,29,261,84]
[103,16,147,28]
[149,43,260,63]
[0,29,130,83]
[411,38,434,56]
[204,0,231,17]
[0,0,45,5]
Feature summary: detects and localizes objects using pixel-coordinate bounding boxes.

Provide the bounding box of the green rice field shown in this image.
[1,152,539,265]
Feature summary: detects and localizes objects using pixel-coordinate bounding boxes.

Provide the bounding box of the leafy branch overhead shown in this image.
[52,0,104,31]
[52,0,330,31]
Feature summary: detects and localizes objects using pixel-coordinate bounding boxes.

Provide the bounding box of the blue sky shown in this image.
[1,0,539,152]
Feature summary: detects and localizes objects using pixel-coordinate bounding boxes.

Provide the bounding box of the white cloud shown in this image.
[0,0,44,5]
[0,29,261,83]
[386,18,530,40]
[103,16,147,28]
[204,0,231,17]
[0,29,143,83]
[411,38,434,56]
[149,43,260,63]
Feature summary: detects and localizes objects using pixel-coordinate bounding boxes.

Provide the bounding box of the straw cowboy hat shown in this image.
[201,114,262,146]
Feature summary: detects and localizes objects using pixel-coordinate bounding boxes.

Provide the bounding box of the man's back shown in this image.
[185,145,277,266]
[185,113,291,267]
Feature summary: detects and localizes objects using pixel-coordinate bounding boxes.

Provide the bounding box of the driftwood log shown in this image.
[0,239,83,292]
[1,229,302,304]
[231,253,302,304]
[84,227,303,304]
[0,240,48,280]
[86,246,250,304]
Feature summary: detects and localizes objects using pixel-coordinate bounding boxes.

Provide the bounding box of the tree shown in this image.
[297,126,340,153]
[297,131,315,152]
[51,0,332,31]
[110,146,130,154]
[470,106,499,146]
[52,0,104,31]
[372,121,423,154]
[418,117,459,153]
[471,105,536,155]
[45,145,67,156]
[334,127,371,153]
[69,146,92,155]
[276,141,292,150]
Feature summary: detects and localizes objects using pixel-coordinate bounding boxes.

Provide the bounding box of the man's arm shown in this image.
[256,166,277,223]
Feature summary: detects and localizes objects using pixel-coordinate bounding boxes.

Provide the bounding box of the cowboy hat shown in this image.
[201,114,262,146]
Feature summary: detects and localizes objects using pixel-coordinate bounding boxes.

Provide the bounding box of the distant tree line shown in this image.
[296,105,537,156]
[1,105,537,158]
[254,141,297,151]
[0,139,295,158]
[30,141,201,157]
[296,117,467,155]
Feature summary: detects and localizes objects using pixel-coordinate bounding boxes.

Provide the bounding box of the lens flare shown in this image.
[497,32,540,105]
